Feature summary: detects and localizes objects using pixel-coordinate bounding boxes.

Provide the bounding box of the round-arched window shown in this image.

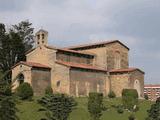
[114,51,121,69]
[18,74,24,84]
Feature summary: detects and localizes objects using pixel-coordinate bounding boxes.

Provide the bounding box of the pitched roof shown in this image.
[110,68,145,74]
[65,40,130,50]
[56,61,107,72]
[25,48,36,55]
[11,61,51,69]
[45,45,95,56]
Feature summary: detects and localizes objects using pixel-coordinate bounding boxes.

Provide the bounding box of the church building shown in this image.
[11,29,144,97]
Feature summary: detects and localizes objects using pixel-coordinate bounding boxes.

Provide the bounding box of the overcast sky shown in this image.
[0,0,160,84]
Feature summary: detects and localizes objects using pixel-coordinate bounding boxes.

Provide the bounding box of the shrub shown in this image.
[128,114,135,120]
[88,92,104,120]
[16,82,33,100]
[45,86,53,95]
[108,91,116,98]
[122,89,138,110]
[117,106,124,114]
[144,94,149,100]
[38,93,77,120]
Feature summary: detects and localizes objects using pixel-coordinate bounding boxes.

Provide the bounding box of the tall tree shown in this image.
[12,20,34,51]
[0,23,25,82]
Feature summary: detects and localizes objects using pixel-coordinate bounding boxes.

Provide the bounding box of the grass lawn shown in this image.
[16,97,153,120]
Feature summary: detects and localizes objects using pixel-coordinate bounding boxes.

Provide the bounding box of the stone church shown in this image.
[11,29,144,97]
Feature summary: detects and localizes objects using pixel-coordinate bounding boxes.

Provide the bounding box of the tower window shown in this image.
[42,34,45,39]
[37,35,40,40]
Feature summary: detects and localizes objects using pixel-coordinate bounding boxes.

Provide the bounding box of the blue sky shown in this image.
[0,0,160,84]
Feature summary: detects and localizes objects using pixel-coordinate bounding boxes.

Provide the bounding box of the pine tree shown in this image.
[38,94,77,120]
[146,97,160,120]
[0,80,18,120]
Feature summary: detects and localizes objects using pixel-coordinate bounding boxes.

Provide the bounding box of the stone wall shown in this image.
[70,68,109,96]
[12,64,32,90]
[129,70,144,98]
[31,67,51,96]
[74,42,129,70]
[105,42,129,70]
[52,63,70,94]
[56,52,93,65]
[77,47,107,69]
[110,73,130,97]
[26,46,56,68]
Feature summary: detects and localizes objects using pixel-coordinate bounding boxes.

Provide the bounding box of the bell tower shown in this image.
[35,29,48,47]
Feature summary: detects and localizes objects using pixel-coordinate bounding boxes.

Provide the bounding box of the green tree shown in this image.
[0,79,18,120]
[12,20,34,51]
[88,92,104,120]
[38,93,77,120]
[146,97,160,120]
[0,21,34,82]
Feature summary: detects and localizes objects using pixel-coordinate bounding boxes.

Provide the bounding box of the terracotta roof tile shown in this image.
[56,61,107,72]
[110,68,145,74]
[12,61,51,69]
[144,84,160,88]
[65,40,129,50]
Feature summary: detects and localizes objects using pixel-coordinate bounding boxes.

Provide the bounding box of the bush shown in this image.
[88,92,104,120]
[38,93,77,120]
[122,89,138,110]
[117,106,124,114]
[16,82,33,100]
[144,94,149,100]
[45,86,53,95]
[108,91,116,98]
[128,114,135,120]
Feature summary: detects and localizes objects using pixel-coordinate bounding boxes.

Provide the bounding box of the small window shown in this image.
[57,81,61,87]
[42,34,45,39]
[38,42,40,44]
[37,35,40,40]
[42,41,44,43]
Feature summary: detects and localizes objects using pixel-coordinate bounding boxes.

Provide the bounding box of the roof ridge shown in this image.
[64,40,129,50]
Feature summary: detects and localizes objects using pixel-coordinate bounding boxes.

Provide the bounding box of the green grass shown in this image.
[16,97,153,120]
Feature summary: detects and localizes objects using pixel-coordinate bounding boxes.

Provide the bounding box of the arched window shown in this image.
[134,80,141,97]
[42,34,45,39]
[18,74,24,85]
[56,81,61,87]
[114,51,121,69]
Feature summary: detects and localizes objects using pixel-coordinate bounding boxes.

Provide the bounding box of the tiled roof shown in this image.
[56,61,107,72]
[45,45,95,56]
[25,48,36,55]
[65,40,129,50]
[144,84,160,88]
[110,68,145,74]
[12,61,51,69]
